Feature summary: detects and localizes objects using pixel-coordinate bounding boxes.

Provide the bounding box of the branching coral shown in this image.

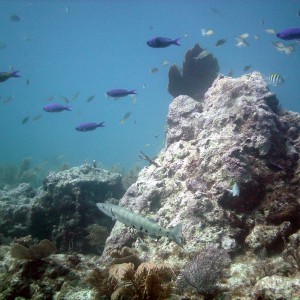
[110,262,175,300]
[282,237,300,272]
[87,267,118,299]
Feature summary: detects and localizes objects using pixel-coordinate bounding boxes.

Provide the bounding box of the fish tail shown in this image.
[66,106,72,111]
[173,38,181,46]
[12,71,20,78]
[201,29,206,36]
[97,121,105,127]
[171,223,183,245]
[130,90,137,95]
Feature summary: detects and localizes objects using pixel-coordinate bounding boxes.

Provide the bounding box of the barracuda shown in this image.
[96,203,183,246]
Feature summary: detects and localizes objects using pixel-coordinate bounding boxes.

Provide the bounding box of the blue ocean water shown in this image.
[0,0,299,173]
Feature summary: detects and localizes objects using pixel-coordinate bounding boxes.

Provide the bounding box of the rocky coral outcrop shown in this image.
[252,275,300,299]
[101,72,300,297]
[0,183,38,241]
[29,164,124,253]
[0,164,125,254]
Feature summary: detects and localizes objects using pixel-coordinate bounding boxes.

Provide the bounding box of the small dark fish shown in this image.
[243,65,251,71]
[215,38,226,46]
[45,95,54,102]
[227,70,234,77]
[120,111,132,124]
[32,114,42,121]
[9,14,21,22]
[26,78,30,85]
[23,35,31,42]
[147,37,180,48]
[72,91,80,100]
[149,25,154,31]
[60,96,70,104]
[22,116,30,124]
[76,122,105,132]
[0,42,6,49]
[106,89,137,98]
[43,103,71,112]
[149,67,159,74]
[86,95,95,102]
[276,28,300,40]
[266,160,285,172]
[123,112,131,120]
[298,9,300,17]
[0,71,20,83]
[2,95,13,103]
[211,7,221,14]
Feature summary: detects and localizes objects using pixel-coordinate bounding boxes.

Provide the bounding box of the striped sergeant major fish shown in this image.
[96,203,183,246]
[266,73,284,86]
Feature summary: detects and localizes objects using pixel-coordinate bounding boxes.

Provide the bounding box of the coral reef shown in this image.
[0,164,125,254]
[0,183,37,243]
[0,243,95,299]
[168,43,219,101]
[100,72,300,299]
[1,71,300,299]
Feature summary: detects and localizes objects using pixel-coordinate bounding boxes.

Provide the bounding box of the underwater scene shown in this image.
[1,0,300,299]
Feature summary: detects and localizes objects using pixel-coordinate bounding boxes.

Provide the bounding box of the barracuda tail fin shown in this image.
[171,223,183,246]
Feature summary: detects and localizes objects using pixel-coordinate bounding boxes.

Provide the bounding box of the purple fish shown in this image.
[76,122,105,132]
[147,37,180,48]
[43,103,71,112]
[0,70,20,83]
[276,28,300,40]
[106,89,137,98]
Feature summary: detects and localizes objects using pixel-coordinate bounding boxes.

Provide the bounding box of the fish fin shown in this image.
[171,223,183,246]
[148,217,156,223]
[173,38,181,46]
[66,106,72,111]
[201,29,206,36]
[97,121,105,127]
[12,71,20,78]
[110,208,117,221]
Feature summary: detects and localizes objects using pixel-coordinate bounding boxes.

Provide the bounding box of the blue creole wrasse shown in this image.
[106,89,137,99]
[0,70,20,83]
[147,37,180,48]
[76,122,105,132]
[96,202,183,246]
[43,103,71,112]
[276,28,300,40]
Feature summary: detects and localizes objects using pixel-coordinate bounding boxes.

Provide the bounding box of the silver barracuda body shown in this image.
[96,202,183,246]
